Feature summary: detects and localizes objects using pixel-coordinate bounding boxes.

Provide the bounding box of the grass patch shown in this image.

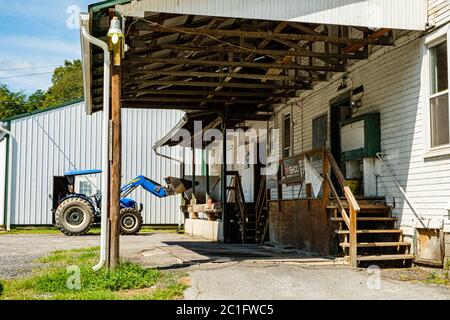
[0,247,188,300]
[424,271,449,286]
[1,226,177,236]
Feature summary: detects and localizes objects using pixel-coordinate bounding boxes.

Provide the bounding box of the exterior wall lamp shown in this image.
[108,16,126,66]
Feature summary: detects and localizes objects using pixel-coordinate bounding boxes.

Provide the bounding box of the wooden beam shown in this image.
[129,43,368,61]
[126,70,315,82]
[122,97,275,104]
[134,23,391,45]
[122,101,274,111]
[126,79,308,90]
[126,57,346,72]
[125,89,298,98]
[344,28,391,53]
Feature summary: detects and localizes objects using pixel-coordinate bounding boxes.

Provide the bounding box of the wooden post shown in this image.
[221,115,229,243]
[109,47,122,269]
[349,206,358,268]
[322,150,330,211]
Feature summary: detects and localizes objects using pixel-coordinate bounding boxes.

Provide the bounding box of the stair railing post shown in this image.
[349,205,358,268]
[322,149,331,211]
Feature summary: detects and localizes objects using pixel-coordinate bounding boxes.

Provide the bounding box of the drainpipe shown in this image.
[80,14,111,271]
[0,123,11,231]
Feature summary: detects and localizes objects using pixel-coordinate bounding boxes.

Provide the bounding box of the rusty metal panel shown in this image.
[117,0,427,30]
[415,228,445,267]
[268,199,332,255]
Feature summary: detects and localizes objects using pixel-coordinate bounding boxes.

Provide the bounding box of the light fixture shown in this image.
[108,17,124,45]
[337,76,348,91]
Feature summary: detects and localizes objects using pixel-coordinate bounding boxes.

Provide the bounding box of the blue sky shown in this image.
[0,0,93,93]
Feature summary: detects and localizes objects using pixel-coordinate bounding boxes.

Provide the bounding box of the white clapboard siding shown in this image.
[4,102,184,226]
[117,0,427,30]
[428,0,450,27]
[267,30,450,236]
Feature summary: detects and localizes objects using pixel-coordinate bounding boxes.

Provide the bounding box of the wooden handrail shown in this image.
[325,173,350,227]
[323,149,359,268]
[325,150,360,213]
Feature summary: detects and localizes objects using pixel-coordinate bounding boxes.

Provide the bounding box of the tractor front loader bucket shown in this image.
[165,177,199,195]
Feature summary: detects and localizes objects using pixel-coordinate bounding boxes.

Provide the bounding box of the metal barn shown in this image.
[0,100,184,228]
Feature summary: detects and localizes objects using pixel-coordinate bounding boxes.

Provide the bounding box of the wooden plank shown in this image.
[356,254,414,262]
[331,217,397,222]
[126,69,308,81]
[340,242,410,248]
[134,23,391,46]
[128,79,307,90]
[336,230,403,234]
[126,57,346,72]
[130,43,368,60]
[129,90,298,98]
[122,97,275,104]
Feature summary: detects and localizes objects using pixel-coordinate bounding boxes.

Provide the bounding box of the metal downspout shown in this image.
[1,123,11,230]
[80,14,111,272]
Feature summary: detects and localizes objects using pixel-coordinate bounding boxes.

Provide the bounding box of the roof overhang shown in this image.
[116,0,427,31]
[82,0,421,123]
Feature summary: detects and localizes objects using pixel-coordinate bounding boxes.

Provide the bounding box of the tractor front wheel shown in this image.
[55,198,95,236]
[120,208,143,235]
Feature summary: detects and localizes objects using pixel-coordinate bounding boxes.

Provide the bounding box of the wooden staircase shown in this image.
[328,200,414,267]
[226,171,252,244]
[226,171,268,244]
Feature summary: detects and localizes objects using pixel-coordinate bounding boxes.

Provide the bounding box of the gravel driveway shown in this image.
[0,234,99,279]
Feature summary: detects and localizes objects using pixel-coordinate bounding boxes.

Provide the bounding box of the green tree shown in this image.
[25,89,46,112]
[0,59,83,120]
[42,59,83,108]
[0,84,27,120]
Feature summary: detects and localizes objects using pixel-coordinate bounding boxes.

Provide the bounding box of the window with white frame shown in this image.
[429,40,449,148]
[79,181,93,196]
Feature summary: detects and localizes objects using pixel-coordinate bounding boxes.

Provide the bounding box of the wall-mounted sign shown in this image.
[281,156,304,185]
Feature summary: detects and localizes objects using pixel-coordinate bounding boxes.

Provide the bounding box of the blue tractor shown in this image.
[54,170,197,236]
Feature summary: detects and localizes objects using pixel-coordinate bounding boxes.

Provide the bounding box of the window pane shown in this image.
[313,115,328,149]
[430,41,448,95]
[430,93,449,147]
[283,115,291,157]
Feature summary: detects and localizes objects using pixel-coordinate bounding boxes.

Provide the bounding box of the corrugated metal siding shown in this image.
[268,31,450,237]
[428,0,450,27]
[7,102,184,225]
[117,0,428,30]
[0,138,6,226]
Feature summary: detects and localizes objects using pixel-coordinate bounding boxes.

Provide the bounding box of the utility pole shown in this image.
[108,16,124,269]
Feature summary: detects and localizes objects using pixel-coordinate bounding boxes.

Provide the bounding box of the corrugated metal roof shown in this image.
[116,0,428,30]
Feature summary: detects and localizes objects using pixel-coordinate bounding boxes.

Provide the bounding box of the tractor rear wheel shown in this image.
[120,208,143,235]
[55,197,95,236]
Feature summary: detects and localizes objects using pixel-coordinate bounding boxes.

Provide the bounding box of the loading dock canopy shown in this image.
[84,0,411,116]
[117,0,427,31]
